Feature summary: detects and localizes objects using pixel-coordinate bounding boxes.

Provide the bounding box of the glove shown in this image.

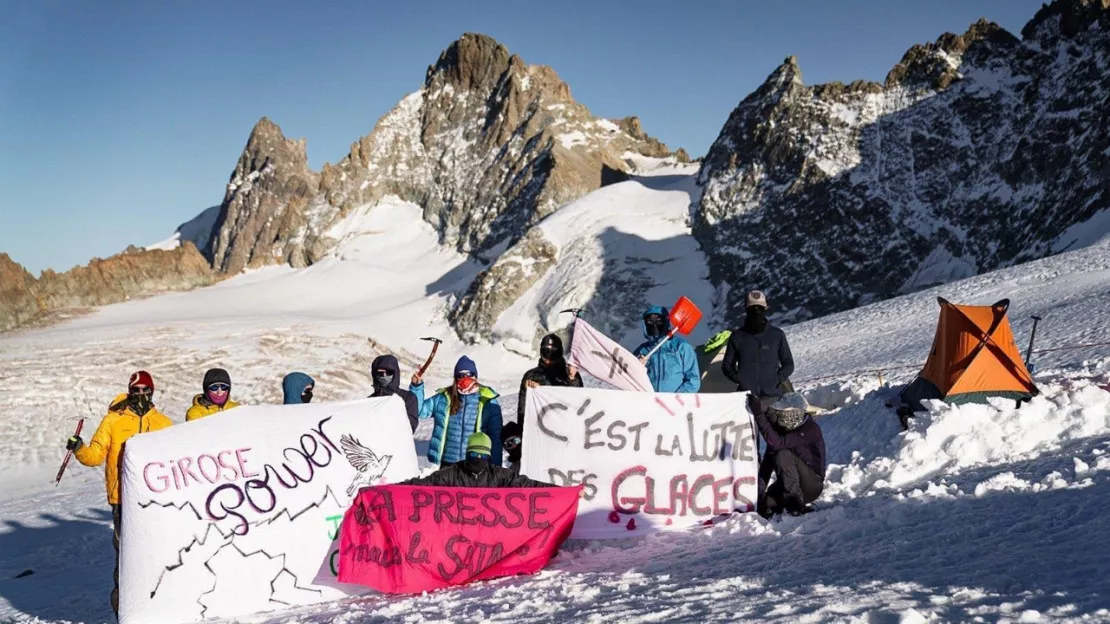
[66,435,83,452]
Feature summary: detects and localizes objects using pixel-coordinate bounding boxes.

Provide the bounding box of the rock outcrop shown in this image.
[0,246,217,332]
[694,0,1110,323]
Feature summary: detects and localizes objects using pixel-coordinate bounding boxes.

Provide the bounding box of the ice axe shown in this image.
[55,417,86,487]
[641,296,703,361]
[1025,314,1043,374]
[416,337,443,377]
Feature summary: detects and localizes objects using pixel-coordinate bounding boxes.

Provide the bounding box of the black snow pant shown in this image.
[111,503,121,620]
[758,449,823,515]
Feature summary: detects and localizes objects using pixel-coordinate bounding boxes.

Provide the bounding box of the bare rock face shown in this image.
[0,246,216,332]
[694,0,1110,324]
[208,118,323,274]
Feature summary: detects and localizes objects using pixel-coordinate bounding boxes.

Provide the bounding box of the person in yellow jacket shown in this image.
[185,367,240,421]
[65,370,173,619]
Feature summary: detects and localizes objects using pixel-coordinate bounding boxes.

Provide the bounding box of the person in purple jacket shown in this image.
[752,394,826,518]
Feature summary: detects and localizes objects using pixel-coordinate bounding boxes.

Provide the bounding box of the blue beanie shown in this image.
[454,356,477,378]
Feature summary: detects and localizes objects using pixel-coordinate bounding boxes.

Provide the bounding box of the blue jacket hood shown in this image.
[282,372,315,404]
[640,305,672,340]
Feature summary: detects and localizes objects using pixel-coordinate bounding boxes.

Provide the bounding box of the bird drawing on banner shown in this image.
[340,434,393,497]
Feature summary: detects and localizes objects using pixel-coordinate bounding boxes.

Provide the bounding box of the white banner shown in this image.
[520,386,757,539]
[118,397,419,624]
[567,317,653,392]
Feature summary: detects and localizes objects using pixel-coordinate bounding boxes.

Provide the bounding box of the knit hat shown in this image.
[746,290,768,309]
[454,356,478,378]
[203,368,231,390]
[128,370,154,391]
[466,432,492,456]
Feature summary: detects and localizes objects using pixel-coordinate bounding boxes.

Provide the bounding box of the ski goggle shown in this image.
[504,435,522,451]
[540,344,561,356]
[455,370,475,379]
[466,450,491,460]
[207,383,230,392]
[373,370,394,378]
[130,386,152,396]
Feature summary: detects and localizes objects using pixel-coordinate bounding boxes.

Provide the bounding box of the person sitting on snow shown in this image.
[369,354,419,432]
[186,367,240,421]
[634,305,700,393]
[754,394,825,518]
[410,355,504,467]
[400,432,551,488]
[721,290,795,415]
[282,372,315,404]
[65,370,173,618]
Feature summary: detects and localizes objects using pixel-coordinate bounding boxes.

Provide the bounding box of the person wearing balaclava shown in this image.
[409,355,504,467]
[186,367,241,421]
[64,370,173,618]
[721,290,795,416]
[282,372,316,405]
[368,354,419,432]
[517,333,582,422]
[633,305,701,393]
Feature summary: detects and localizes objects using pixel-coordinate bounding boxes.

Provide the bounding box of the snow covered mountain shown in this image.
[695,0,1110,324]
[201,33,680,278]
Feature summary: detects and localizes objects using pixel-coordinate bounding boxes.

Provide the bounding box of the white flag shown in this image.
[567,317,654,392]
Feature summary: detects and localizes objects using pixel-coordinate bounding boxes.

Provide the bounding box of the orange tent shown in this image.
[900,297,1038,411]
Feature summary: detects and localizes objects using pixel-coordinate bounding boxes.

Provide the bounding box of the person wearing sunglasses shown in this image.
[410,355,504,467]
[368,354,419,432]
[513,333,581,463]
[282,372,316,405]
[633,305,701,393]
[64,370,173,618]
[401,432,551,488]
[185,368,241,421]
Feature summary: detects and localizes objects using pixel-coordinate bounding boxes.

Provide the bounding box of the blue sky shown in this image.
[1,0,1047,275]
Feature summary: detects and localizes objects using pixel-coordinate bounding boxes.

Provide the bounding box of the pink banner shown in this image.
[338,484,583,594]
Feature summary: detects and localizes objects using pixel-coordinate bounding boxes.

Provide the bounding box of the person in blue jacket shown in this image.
[634,305,701,393]
[282,372,315,404]
[409,355,504,466]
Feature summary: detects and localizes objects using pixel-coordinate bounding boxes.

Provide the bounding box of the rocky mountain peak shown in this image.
[885,19,1018,90]
[694,3,1110,327]
[1022,0,1110,40]
[424,33,517,93]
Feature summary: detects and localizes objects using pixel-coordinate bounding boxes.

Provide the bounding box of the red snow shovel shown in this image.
[641,296,703,360]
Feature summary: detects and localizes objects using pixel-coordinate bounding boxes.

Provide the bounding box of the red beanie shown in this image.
[128,370,154,391]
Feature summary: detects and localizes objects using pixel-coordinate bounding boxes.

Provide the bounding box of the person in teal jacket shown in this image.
[409,355,504,466]
[634,305,701,393]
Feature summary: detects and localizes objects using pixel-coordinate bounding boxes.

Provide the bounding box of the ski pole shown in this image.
[55,418,86,487]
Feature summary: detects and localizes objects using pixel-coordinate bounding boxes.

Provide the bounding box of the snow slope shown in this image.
[2,186,1110,622]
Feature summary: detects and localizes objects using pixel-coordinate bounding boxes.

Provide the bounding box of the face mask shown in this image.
[456,376,478,394]
[644,314,668,337]
[373,372,394,388]
[129,391,152,415]
[745,307,768,332]
[301,387,313,403]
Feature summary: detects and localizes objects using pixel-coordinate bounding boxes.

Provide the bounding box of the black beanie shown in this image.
[203,368,231,390]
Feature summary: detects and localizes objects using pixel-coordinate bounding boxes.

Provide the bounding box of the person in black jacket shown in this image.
[721,290,795,415]
[753,397,826,518]
[517,333,583,423]
[369,354,419,433]
[400,433,552,488]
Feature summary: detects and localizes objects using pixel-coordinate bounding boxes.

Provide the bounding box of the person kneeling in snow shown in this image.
[754,393,826,518]
[282,372,315,404]
[401,433,551,488]
[65,371,173,618]
[186,367,240,420]
[634,305,700,393]
[410,355,504,467]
